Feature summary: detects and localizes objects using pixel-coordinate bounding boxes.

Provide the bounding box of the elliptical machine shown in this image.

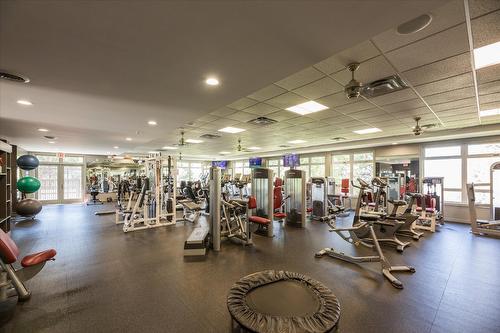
[315,178,415,289]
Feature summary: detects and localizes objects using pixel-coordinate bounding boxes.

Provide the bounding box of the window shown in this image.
[466,143,500,204]
[234,161,250,177]
[63,156,84,164]
[468,143,500,155]
[332,152,373,195]
[425,146,461,158]
[36,154,59,163]
[424,159,462,189]
[424,145,462,203]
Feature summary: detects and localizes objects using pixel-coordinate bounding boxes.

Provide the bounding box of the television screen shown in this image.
[249,157,262,168]
[283,154,300,167]
[211,160,228,169]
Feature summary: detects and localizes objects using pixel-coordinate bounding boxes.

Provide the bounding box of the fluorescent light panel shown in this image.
[480,108,500,117]
[186,139,203,143]
[38,128,49,132]
[148,120,157,126]
[474,41,500,69]
[353,128,382,134]
[247,146,261,150]
[288,140,306,144]
[17,100,32,106]
[218,127,246,134]
[163,146,178,150]
[125,137,132,141]
[286,101,328,115]
[219,151,230,154]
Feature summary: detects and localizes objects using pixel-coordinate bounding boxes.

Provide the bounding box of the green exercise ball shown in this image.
[17,176,41,193]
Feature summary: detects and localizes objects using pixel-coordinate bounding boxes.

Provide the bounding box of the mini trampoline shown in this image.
[227,270,340,333]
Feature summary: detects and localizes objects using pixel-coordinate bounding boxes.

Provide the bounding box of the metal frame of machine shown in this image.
[117,155,177,232]
[251,167,273,237]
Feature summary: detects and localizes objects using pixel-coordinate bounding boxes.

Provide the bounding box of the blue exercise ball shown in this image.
[16,199,43,217]
[16,155,39,171]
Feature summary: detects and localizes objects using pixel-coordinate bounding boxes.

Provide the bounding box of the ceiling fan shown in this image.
[178,130,186,146]
[412,117,438,136]
[344,63,363,99]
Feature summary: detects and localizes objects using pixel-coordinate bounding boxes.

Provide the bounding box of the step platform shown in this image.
[183,226,209,257]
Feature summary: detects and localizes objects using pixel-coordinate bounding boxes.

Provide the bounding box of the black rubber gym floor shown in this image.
[2,203,500,333]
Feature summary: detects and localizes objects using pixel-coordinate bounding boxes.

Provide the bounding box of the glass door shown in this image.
[37,165,59,203]
[63,165,83,202]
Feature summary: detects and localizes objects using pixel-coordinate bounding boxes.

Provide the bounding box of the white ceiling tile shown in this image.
[480,100,500,111]
[265,110,297,122]
[479,80,500,95]
[197,114,219,122]
[477,63,500,85]
[372,0,465,52]
[468,0,500,18]
[331,55,395,86]
[435,106,477,117]
[414,72,474,96]
[285,116,315,125]
[247,84,287,102]
[226,111,259,122]
[335,100,373,114]
[243,103,280,116]
[368,88,419,106]
[423,86,476,105]
[385,24,469,72]
[431,97,477,111]
[383,99,427,113]
[292,77,343,100]
[266,92,308,109]
[402,52,471,86]
[305,109,337,120]
[227,97,259,110]
[314,40,380,74]
[471,10,500,48]
[316,91,353,109]
[209,107,237,117]
[275,67,324,90]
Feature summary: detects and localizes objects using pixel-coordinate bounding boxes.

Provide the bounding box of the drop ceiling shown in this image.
[1,0,499,159]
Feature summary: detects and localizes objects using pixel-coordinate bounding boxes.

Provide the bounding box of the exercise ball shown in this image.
[16,155,39,171]
[17,177,41,193]
[16,199,42,217]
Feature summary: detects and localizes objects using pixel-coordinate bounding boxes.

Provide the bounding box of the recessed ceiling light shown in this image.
[148,120,157,126]
[162,146,178,150]
[17,100,32,106]
[38,128,49,132]
[218,127,246,134]
[205,77,219,86]
[353,128,382,134]
[479,108,500,117]
[288,140,307,144]
[219,151,230,154]
[247,146,261,150]
[186,139,204,144]
[114,146,119,149]
[126,137,132,141]
[392,142,398,145]
[474,41,500,69]
[286,101,329,115]
[48,141,55,144]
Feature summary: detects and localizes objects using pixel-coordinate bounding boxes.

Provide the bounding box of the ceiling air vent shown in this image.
[279,144,291,148]
[247,117,277,126]
[44,135,57,140]
[331,137,346,141]
[200,133,221,139]
[362,75,408,98]
[0,71,30,83]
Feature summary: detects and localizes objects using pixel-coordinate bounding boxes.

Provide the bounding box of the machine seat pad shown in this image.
[21,249,56,268]
[416,207,436,213]
[306,208,313,213]
[360,214,380,221]
[388,199,407,206]
[274,213,286,219]
[249,216,271,225]
[368,203,375,207]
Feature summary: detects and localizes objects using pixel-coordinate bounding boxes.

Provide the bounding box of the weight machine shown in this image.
[117,155,177,232]
[250,168,273,237]
[284,169,306,227]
